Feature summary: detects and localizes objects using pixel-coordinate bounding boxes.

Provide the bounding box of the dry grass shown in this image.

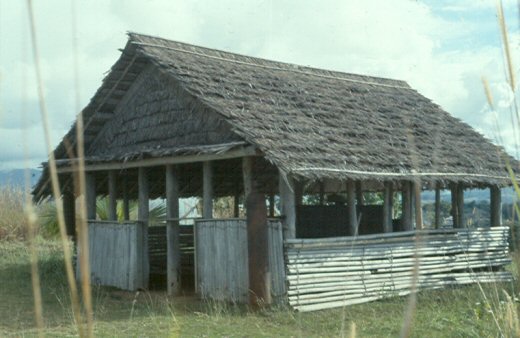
[0,186,29,241]
[1,238,519,337]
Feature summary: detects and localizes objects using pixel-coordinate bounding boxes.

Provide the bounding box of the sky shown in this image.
[0,0,519,170]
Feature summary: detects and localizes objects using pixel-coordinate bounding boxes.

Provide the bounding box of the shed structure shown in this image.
[34,33,515,311]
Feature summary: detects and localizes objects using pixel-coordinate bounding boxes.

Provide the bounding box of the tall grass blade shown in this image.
[71,0,94,335]
[19,14,44,335]
[25,1,85,336]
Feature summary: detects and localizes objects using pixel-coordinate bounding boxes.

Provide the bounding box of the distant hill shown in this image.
[0,169,41,189]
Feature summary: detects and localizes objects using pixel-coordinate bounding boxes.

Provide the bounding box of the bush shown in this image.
[0,186,29,240]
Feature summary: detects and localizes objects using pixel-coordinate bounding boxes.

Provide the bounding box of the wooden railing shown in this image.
[285,226,512,312]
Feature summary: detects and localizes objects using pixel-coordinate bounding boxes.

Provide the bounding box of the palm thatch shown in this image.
[34,32,516,198]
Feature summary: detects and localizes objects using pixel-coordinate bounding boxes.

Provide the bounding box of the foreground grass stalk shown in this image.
[26,1,85,336]
[25,201,44,336]
[399,230,420,338]
[71,0,94,335]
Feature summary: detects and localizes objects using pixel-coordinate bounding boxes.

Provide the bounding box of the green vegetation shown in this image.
[0,239,519,337]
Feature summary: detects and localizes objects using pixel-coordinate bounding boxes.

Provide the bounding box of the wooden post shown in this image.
[203,161,213,219]
[355,181,364,206]
[434,184,441,229]
[279,171,296,239]
[63,189,76,242]
[490,186,502,227]
[268,193,275,217]
[319,181,325,206]
[233,193,240,218]
[346,180,357,236]
[246,184,271,307]
[108,170,117,221]
[86,172,96,220]
[138,167,149,288]
[383,182,392,233]
[166,165,181,296]
[242,157,253,199]
[294,180,304,206]
[451,184,459,228]
[401,182,412,231]
[414,180,423,230]
[457,185,465,228]
[138,168,149,222]
[122,173,130,221]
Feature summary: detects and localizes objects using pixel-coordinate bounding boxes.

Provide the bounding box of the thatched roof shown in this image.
[34,32,515,197]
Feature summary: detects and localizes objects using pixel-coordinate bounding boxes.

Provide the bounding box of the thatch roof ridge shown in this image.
[127,32,411,89]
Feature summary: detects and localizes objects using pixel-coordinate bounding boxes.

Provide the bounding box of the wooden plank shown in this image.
[451,184,459,228]
[57,145,258,173]
[247,187,271,306]
[86,172,96,220]
[401,182,412,230]
[203,161,213,219]
[284,226,512,312]
[457,184,465,227]
[279,171,296,239]
[285,226,509,246]
[242,157,253,199]
[166,165,181,296]
[194,219,284,304]
[346,180,357,235]
[434,184,441,229]
[382,182,392,233]
[414,180,423,229]
[138,168,149,289]
[108,170,117,221]
[491,186,502,227]
[122,173,130,221]
[63,189,76,241]
[355,181,364,206]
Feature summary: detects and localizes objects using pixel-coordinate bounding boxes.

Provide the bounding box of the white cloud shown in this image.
[0,0,519,169]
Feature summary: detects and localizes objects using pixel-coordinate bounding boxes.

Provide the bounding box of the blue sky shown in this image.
[0,0,519,170]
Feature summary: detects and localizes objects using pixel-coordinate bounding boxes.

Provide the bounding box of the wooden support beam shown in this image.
[138,167,149,288]
[457,185,465,228]
[86,172,96,220]
[451,184,459,228]
[233,193,240,218]
[246,184,271,307]
[268,193,275,217]
[63,189,76,242]
[401,182,412,231]
[203,161,213,219]
[56,145,258,173]
[138,167,149,222]
[490,186,502,227]
[279,172,296,239]
[166,165,181,296]
[122,174,130,221]
[491,186,502,226]
[434,184,441,229]
[414,180,423,230]
[242,157,253,199]
[294,180,304,206]
[355,181,364,206]
[346,180,357,236]
[382,182,392,233]
[108,170,117,221]
[319,181,325,206]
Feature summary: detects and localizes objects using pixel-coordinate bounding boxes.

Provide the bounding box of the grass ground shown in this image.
[0,239,518,337]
